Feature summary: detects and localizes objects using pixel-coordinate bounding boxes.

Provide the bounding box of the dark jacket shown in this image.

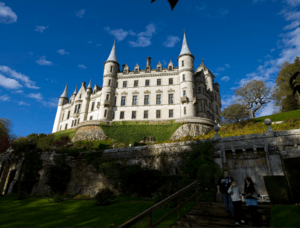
[242,185,260,200]
[217,176,234,193]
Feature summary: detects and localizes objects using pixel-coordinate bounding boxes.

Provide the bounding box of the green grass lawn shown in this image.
[0,195,196,227]
[253,108,300,123]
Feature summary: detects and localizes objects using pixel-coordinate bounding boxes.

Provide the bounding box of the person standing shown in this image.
[228,181,246,225]
[217,170,234,217]
[242,177,262,227]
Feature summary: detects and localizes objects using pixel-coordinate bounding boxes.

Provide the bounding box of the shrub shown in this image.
[36,134,55,152]
[95,187,117,206]
[48,193,65,203]
[11,136,33,152]
[73,140,94,150]
[53,135,71,148]
[197,164,216,191]
[74,193,91,200]
[152,182,178,208]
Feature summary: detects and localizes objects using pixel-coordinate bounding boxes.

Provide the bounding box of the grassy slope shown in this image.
[0,196,196,227]
[253,108,300,123]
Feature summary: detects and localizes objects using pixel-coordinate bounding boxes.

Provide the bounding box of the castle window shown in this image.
[90,116,93,120]
[183,74,185,81]
[157,79,161,85]
[61,112,64,121]
[144,110,148,119]
[132,96,137,105]
[121,96,126,106]
[67,111,70,119]
[120,111,124,119]
[158,67,161,71]
[106,94,109,101]
[125,69,128,74]
[169,78,173,85]
[134,80,138,87]
[104,110,107,117]
[71,120,74,127]
[65,124,68,130]
[78,118,80,124]
[156,110,161,118]
[74,119,77,126]
[183,90,186,96]
[123,81,127,88]
[113,112,115,119]
[182,61,184,66]
[199,103,203,112]
[156,94,161,104]
[114,97,117,106]
[116,82,118,88]
[135,68,138,73]
[168,94,173,104]
[110,66,113,72]
[74,105,77,114]
[60,125,62,131]
[132,111,136,119]
[79,94,81,99]
[145,80,150,86]
[91,102,95,111]
[198,87,201,93]
[169,109,173,117]
[108,79,111,86]
[184,107,186,115]
[144,95,149,105]
[77,104,81,113]
[168,66,172,70]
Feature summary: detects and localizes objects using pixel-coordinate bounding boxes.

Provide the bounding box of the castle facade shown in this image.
[52,32,222,133]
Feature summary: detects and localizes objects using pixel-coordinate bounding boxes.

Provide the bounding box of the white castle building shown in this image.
[52,32,222,133]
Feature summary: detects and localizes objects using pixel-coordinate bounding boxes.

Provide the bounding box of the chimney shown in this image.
[122,64,126,72]
[82,82,86,87]
[146,57,151,67]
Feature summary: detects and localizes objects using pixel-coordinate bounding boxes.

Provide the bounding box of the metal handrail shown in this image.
[118,180,199,228]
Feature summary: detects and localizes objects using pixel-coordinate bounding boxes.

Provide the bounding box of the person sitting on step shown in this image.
[242,176,262,227]
[228,180,246,225]
[217,170,234,217]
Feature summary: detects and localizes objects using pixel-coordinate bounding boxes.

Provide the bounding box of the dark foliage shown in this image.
[95,187,117,206]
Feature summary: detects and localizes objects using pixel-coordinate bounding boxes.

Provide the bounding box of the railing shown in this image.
[118,180,199,228]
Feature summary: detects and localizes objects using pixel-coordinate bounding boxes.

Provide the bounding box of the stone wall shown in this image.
[1,120,300,203]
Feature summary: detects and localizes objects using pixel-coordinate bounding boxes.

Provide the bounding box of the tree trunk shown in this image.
[249,110,255,119]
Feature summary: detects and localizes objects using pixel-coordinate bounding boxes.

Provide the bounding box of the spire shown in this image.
[169,59,173,64]
[106,40,118,63]
[60,82,68,99]
[178,31,192,57]
[72,84,78,95]
[87,77,92,89]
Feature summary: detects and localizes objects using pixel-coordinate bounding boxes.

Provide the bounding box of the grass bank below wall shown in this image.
[52,128,76,141]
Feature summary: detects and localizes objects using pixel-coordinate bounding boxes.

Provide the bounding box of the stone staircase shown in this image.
[171,202,272,227]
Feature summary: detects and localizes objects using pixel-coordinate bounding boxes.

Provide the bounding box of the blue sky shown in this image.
[0,0,299,138]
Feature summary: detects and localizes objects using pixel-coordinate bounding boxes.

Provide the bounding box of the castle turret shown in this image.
[168,59,174,70]
[177,32,195,118]
[99,40,119,121]
[70,84,78,104]
[52,82,69,133]
[196,59,214,92]
[82,78,92,121]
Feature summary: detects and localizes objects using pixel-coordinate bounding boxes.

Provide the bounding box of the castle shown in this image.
[52,32,222,133]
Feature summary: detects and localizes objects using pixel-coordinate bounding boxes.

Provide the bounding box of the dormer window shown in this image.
[168,66,172,70]
[125,69,128,74]
[158,67,161,71]
[182,61,184,66]
[110,66,113,72]
[135,68,138,73]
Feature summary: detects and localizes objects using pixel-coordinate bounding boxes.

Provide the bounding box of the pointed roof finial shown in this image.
[72,83,78,95]
[178,31,192,57]
[106,40,118,63]
[87,77,92,89]
[60,82,68,99]
[202,58,204,63]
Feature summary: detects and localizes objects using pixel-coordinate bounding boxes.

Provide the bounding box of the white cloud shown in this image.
[41,98,57,108]
[57,49,70,55]
[286,0,300,7]
[19,101,30,106]
[75,9,85,18]
[213,72,220,76]
[96,44,101,46]
[224,63,231,68]
[216,67,225,71]
[221,76,230,82]
[256,100,276,117]
[0,66,39,89]
[219,9,229,15]
[220,94,238,110]
[129,23,156,47]
[0,74,23,89]
[163,35,180,47]
[87,41,92,44]
[105,27,130,41]
[161,60,167,66]
[78,64,87,69]
[0,94,10,101]
[270,48,275,52]
[35,26,49,33]
[0,2,17,24]
[27,93,43,101]
[36,56,53,66]
[15,90,23,93]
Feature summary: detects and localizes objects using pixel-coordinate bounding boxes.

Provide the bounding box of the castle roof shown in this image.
[196,59,207,73]
[106,40,118,63]
[60,82,68,99]
[87,78,92,89]
[72,84,78,95]
[178,32,192,58]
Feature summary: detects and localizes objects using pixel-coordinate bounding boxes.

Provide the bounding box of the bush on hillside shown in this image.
[152,182,178,208]
[73,140,94,150]
[11,136,34,152]
[197,164,215,191]
[36,134,55,152]
[53,135,71,148]
[95,187,117,206]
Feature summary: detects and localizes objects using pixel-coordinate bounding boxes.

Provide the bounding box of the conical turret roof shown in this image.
[87,78,92,89]
[168,59,173,65]
[106,40,118,63]
[196,59,207,73]
[72,84,78,95]
[178,32,192,57]
[60,82,68,99]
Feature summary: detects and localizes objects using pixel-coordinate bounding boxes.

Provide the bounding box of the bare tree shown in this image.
[234,80,273,119]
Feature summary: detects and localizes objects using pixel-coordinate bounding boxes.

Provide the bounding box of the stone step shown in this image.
[190,207,271,217]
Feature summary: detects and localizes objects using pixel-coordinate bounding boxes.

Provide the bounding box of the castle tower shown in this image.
[177,32,195,118]
[195,60,214,92]
[52,82,69,133]
[99,40,119,121]
[83,78,92,121]
[70,84,78,104]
